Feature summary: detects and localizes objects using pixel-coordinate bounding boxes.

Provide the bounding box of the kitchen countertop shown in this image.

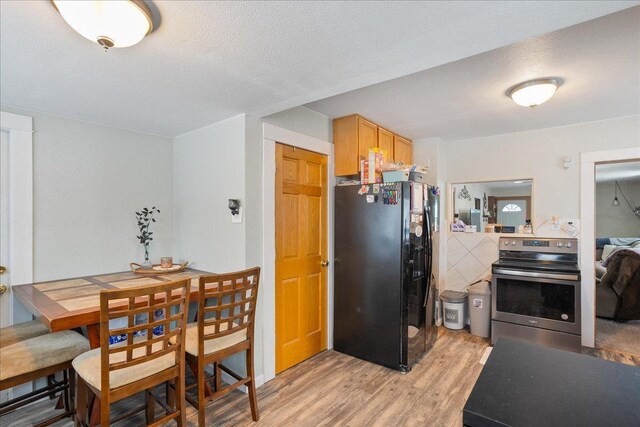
[463,338,640,427]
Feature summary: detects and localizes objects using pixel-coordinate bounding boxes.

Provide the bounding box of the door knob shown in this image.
[321,260,330,267]
[0,267,7,294]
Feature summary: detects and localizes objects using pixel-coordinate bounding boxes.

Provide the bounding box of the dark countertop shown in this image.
[463,338,640,427]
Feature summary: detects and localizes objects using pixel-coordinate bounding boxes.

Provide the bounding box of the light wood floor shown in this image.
[3,327,638,427]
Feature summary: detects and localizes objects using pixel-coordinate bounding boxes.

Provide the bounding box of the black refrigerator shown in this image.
[334,180,437,372]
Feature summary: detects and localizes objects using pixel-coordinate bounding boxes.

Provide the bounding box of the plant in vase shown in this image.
[136,206,160,268]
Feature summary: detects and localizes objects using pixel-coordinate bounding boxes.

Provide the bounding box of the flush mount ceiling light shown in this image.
[51,0,153,49]
[506,78,563,108]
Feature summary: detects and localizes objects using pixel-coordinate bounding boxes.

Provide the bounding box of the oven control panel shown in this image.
[499,237,578,254]
[523,240,549,247]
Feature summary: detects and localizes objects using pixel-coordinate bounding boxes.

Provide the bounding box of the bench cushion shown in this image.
[72,338,176,391]
[0,330,89,382]
[0,320,49,348]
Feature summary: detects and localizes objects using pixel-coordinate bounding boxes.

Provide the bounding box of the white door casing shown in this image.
[580,147,640,348]
[0,111,33,327]
[0,111,34,402]
[261,123,334,384]
[1,130,11,329]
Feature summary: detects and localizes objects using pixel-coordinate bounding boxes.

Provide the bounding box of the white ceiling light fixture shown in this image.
[506,78,563,108]
[51,0,154,50]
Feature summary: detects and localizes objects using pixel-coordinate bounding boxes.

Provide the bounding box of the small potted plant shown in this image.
[136,206,160,268]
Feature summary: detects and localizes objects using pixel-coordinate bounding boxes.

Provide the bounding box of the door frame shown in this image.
[579,146,640,348]
[262,123,334,384]
[0,111,34,402]
[0,111,34,325]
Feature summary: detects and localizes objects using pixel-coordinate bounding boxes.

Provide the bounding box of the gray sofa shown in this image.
[595,237,640,319]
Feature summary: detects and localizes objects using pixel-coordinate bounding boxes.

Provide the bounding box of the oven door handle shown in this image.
[493,268,579,281]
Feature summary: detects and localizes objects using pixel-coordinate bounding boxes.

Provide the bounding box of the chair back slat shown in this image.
[99,279,190,391]
[106,329,179,355]
[197,268,260,353]
[106,300,176,319]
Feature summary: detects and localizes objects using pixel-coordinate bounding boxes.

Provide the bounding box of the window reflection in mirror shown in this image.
[452,180,533,233]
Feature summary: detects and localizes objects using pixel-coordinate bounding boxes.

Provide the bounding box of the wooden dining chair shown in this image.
[177,267,260,426]
[72,278,190,426]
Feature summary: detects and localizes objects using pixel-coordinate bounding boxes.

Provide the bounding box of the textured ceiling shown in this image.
[1,1,637,137]
[306,6,640,141]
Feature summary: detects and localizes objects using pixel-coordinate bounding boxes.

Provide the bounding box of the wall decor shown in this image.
[457,185,472,201]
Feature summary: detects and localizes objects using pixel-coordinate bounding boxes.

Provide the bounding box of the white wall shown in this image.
[440,116,639,289]
[262,106,332,142]
[490,185,532,197]
[436,116,640,292]
[2,108,174,282]
[446,116,640,227]
[244,115,264,379]
[413,137,447,317]
[173,114,247,272]
[173,114,255,382]
[595,180,640,238]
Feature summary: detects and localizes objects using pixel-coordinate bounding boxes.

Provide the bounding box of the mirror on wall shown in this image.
[452,180,533,233]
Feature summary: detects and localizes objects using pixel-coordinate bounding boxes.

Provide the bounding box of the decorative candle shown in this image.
[160,257,173,268]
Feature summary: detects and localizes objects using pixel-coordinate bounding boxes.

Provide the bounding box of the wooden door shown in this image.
[394,135,413,165]
[378,127,394,163]
[358,117,378,164]
[275,144,328,373]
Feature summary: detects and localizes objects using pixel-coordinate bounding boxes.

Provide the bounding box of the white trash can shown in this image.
[440,290,468,330]
[468,280,491,338]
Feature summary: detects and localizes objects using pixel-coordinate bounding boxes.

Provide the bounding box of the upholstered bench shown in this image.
[0,319,50,348]
[0,330,90,426]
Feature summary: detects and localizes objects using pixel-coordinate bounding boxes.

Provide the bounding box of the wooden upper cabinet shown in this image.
[333,114,411,176]
[333,115,359,176]
[394,135,413,165]
[357,117,378,163]
[377,127,394,163]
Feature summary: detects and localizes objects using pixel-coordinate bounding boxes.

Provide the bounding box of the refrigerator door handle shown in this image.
[423,204,433,308]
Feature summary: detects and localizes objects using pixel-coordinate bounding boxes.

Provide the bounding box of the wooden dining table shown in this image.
[12,268,212,349]
[12,268,213,425]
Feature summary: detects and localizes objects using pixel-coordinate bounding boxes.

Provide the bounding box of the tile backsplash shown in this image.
[446,232,497,291]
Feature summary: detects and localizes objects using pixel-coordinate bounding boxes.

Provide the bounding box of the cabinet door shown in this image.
[394,135,413,165]
[378,127,394,163]
[333,116,359,176]
[358,117,378,164]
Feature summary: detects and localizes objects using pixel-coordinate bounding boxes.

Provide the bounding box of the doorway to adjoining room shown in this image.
[593,160,640,357]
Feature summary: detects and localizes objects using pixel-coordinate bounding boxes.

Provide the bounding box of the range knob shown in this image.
[566,242,573,248]
[511,240,517,246]
[557,242,564,248]
[504,241,510,246]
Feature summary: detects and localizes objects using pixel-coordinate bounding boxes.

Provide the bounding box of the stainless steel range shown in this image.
[491,237,581,352]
